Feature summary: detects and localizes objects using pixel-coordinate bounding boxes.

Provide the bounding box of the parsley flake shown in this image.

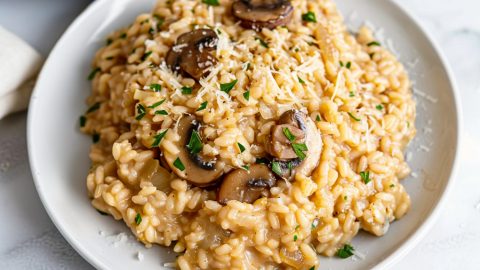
[79,116,87,127]
[292,143,308,160]
[302,11,317,23]
[298,76,306,84]
[348,112,361,122]
[135,213,142,225]
[237,143,246,153]
[349,91,355,97]
[255,37,269,48]
[136,104,146,120]
[336,244,355,259]
[360,171,371,184]
[202,0,219,6]
[141,51,153,61]
[86,102,101,114]
[106,38,113,45]
[271,161,282,175]
[197,101,208,111]
[87,67,101,80]
[293,234,298,241]
[151,129,168,147]
[346,61,351,69]
[220,80,237,94]
[315,115,321,122]
[154,110,168,115]
[242,165,250,171]
[255,157,269,164]
[120,33,127,39]
[92,132,100,143]
[173,157,185,171]
[376,104,384,110]
[309,267,315,270]
[243,90,250,101]
[148,99,165,109]
[149,83,161,92]
[367,41,381,47]
[187,130,203,154]
[282,127,296,142]
[181,86,193,95]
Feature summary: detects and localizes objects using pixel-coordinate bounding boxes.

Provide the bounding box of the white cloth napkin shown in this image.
[0,26,43,119]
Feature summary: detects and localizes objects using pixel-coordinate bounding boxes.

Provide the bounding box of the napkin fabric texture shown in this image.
[0,26,43,119]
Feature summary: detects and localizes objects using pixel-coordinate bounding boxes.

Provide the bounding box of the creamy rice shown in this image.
[81,0,416,268]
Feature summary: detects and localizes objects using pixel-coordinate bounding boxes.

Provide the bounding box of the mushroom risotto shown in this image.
[81,0,416,268]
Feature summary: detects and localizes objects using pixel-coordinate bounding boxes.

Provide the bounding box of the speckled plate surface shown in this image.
[27,0,461,269]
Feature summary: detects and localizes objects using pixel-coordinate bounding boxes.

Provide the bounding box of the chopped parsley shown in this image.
[197,101,208,111]
[241,165,250,171]
[151,129,168,147]
[302,11,317,23]
[135,213,142,225]
[154,110,168,115]
[153,14,164,30]
[344,195,348,200]
[79,116,87,127]
[255,37,269,48]
[282,127,296,142]
[315,115,321,122]
[149,83,161,92]
[376,104,384,110]
[141,51,153,61]
[243,62,250,71]
[255,157,269,164]
[336,244,355,259]
[243,90,250,101]
[293,234,298,241]
[173,157,185,171]
[309,267,315,270]
[87,67,101,80]
[390,184,395,188]
[202,0,219,6]
[92,132,100,143]
[271,161,282,175]
[367,41,381,47]
[181,86,193,95]
[346,61,351,69]
[105,56,114,60]
[349,91,355,97]
[348,112,361,122]
[298,76,306,84]
[148,99,165,109]
[339,61,344,67]
[292,143,308,160]
[120,32,127,39]
[187,130,203,154]
[237,142,246,153]
[360,171,371,184]
[106,38,113,45]
[136,104,146,120]
[149,27,155,35]
[86,102,101,114]
[220,80,238,94]
[287,161,293,172]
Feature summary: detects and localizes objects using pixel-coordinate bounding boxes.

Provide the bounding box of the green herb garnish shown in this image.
[79,116,87,127]
[282,127,296,142]
[336,244,355,259]
[292,143,308,160]
[315,115,321,122]
[243,90,250,101]
[148,99,165,109]
[181,86,193,95]
[237,142,246,153]
[149,83,161,92]
[367,41,381,47]
[87,67,101,80]
[271,161,282,175]
[202,0,219,6]
[242,165,250,171]
[187,130,203,154]
[390,184,395,188]
[302,11,317,23]
[92,132,100,143]
[154,110,168,115]
[220,80,238,94]
[298,76,306,84]
[255,37,269,48]
[197,101,208,111]
[120,33,127,39]
[360,171,371,184]
[173,157,185,171]
[376,104,384,110]
[105,56,114,60]
[349,91,355,97]
[106,38,113,45]
[346,61,351,69]
[136,104,146,120]
[340,61,344,67]
[141,51,153,61]
[348,112,361,122]
[135,213,142,225]
[151,129,168,147]
[309,267,315,270]
[256,157,269,164]
[86,102,101,114]
[293,234,298,241]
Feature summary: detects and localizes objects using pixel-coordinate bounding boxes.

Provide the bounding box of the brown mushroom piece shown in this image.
[218,164,276,204]
[165,29,218,80]
[266,110,322,179]
[162,115,223,186]
[231,0,294,30]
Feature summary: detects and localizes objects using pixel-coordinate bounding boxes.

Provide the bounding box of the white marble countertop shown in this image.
[0,0,479,269]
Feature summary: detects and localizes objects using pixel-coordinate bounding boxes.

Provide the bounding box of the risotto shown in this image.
[81,0,416,268]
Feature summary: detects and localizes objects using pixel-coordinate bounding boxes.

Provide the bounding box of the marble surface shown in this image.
[0,0,479,269]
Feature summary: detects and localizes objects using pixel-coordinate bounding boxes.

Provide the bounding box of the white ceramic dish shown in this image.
[27,0,461,269]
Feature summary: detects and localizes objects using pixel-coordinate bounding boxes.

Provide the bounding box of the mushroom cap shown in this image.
[165,29,218,80]
[162,115,224,186]
[232,0,294,30]
[217,164,276,204]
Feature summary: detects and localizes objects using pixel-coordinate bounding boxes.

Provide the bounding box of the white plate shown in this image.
[27,0,462,269]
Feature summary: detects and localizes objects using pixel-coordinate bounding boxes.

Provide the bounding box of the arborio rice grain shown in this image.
[81,0,416,268]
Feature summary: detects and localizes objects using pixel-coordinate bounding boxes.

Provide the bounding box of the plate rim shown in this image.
[26,0,463,269]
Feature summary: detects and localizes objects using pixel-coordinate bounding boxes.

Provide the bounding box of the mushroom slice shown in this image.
[165,29,218,80]
[163,115,223,186]
[267,109,322,179]
[218,164,276,204]
[231,0,294,30]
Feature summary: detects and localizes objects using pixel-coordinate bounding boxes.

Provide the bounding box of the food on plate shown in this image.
[81,0,416,268]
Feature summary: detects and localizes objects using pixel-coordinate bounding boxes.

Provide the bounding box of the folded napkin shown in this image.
[0,26,43,119]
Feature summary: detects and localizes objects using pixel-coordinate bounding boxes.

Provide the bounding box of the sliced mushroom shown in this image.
[232,0,294,30]
[163,115,223,186]
[266,110,322,179]
[166,29,218,80]
[218,164,276,204]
